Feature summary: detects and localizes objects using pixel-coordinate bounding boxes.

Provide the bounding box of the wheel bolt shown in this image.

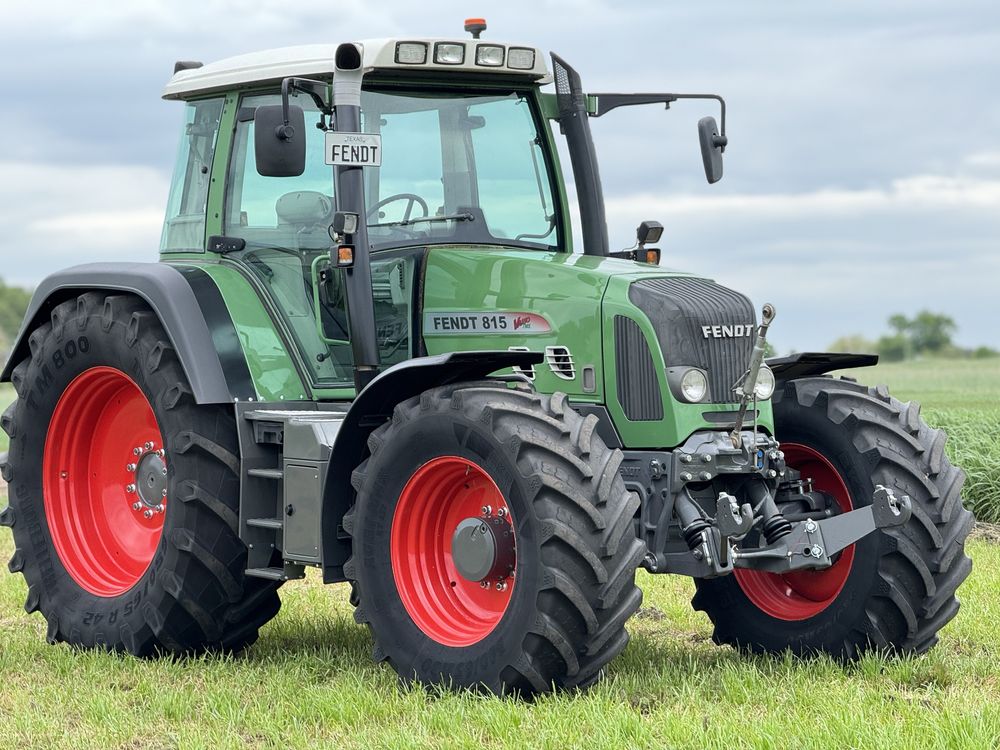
[481,505,492,516]
[155,504,165,514]
[143,509,153,519]
[496,507,508,519]
[495,581,508,592]
[156,449,166,458]
[126,484,136,493]
[480,580,489,589]
[132,502,143,511]
[144,441,154,451]
[161,489,168,498]
[133,447,143,456]
[126,463,137,472]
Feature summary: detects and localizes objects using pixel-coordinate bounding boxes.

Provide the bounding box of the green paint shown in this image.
[423,248,773,448]
[167,261,307,402]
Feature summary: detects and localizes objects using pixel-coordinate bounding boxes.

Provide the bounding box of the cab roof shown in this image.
[162,38,551,100]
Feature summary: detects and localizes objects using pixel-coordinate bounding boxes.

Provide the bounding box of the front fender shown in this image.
[1,262,254,404]
[320,350,542,581]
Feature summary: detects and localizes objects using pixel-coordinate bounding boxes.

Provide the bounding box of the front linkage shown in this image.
[630,304,913,582]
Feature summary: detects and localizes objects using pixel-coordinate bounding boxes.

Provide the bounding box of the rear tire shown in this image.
[344,384,645,695]
[692,377,974,658]
[0,293,280,654]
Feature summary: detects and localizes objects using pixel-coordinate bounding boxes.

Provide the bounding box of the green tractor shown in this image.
[0,22,973,696]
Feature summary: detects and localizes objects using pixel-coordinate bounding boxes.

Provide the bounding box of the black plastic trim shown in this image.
[0,262,247,404]
[320,350,543,581]
[768,352,878,381]
[175,267,256,401]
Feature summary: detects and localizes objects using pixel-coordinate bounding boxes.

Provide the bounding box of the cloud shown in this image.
[0,162,168,286]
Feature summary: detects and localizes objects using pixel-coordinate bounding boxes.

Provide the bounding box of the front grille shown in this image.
[629,277,756,404]
[614,316,663,421]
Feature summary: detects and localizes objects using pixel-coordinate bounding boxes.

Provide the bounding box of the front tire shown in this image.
[692,377,973,658]
[344,384,645,695]
[0,293,280,654]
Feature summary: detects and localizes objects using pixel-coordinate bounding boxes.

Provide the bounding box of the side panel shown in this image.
[421,247,610,400]
[0,262,251,404]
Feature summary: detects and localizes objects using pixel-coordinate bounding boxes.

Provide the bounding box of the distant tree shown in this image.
[908,310,956,354]
[972,346,999,359]
[828,334,877,354]
[876,334,909,362]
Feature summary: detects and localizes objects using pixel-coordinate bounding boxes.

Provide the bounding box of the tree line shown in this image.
[830,311,998,361]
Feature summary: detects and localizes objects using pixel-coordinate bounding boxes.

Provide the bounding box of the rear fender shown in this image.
[0,262,254,403]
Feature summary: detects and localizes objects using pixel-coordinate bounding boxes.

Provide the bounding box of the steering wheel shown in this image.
[367,193,430,224]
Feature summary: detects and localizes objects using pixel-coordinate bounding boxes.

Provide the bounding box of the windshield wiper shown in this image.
[370,212,474,229]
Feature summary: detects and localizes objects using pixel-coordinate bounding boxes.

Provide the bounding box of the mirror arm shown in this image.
[590,92,727,151]
[279,76,333,126]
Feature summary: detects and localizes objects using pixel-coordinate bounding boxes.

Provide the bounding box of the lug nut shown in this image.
[495,581,508,592]
[126,484,136,493]
[480,580,489,589]
[126,463,137,472]
[156,449,166,457]
[161,489,168,498]
[496,507,508,519]
[155,504,165,514]
[143,509,153,519]
[132,502,143,511]
[144,442,154,451]
[481,505,492,516]
[133,447,143,456]
[162,468,168,476]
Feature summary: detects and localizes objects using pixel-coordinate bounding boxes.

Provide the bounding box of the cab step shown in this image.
[245,564,305,582]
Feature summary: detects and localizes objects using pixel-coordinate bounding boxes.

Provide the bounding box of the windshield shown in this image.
[225,87,560,254]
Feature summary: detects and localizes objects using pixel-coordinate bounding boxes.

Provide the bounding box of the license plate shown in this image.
[325,132,382,167]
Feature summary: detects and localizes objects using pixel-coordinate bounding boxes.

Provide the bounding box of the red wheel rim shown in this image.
[43,367,167,597]
[734,443,855,621]
[391,456,516,646]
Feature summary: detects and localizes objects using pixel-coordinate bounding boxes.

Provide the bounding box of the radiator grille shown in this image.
[629,277,756,404]
[614,316,663,421]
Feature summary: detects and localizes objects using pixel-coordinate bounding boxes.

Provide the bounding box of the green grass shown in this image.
[836,358,1000,522]
[0,359,997,748]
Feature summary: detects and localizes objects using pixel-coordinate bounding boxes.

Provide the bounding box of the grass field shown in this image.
[0,359,998,749]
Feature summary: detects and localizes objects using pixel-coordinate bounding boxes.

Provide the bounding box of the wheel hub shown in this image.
[451,515,516,583]
[126,442,167,517]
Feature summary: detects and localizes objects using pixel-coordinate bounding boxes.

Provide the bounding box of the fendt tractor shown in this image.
[0,21,973,695]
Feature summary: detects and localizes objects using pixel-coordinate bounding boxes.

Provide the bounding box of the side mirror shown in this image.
[698,116,727,184]
[254,104,306,177]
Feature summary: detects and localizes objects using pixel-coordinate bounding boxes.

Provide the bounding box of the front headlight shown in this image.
[680,368,709,403]
[753,365,776,400]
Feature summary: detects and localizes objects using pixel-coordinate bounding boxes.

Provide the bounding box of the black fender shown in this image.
[321,349,543,581]
[767,351,878,382]
[0,262,255,403]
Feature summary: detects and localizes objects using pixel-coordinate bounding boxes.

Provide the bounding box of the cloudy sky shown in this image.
[0,1,997,352]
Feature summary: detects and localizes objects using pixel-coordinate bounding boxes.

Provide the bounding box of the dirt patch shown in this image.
[971,522,1000,544]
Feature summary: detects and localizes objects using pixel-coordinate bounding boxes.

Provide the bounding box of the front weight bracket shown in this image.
[734,485,912,574]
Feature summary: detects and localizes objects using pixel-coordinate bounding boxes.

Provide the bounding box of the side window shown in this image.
[370,252,417,367]
[226,94,333,251]
[160,98,224,252]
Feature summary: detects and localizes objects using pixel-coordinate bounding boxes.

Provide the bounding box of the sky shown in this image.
[0,0,997,353]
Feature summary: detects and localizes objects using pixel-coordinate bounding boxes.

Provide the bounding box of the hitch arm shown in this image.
[734,485,912,573]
